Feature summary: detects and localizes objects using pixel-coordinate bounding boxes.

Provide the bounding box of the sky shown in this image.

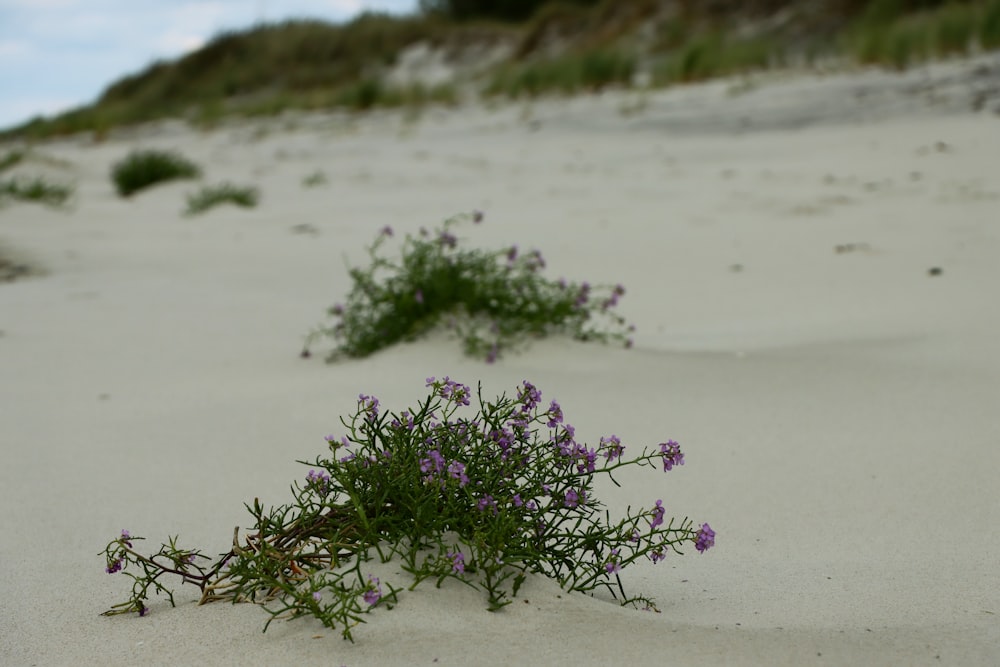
[0,0,420,130]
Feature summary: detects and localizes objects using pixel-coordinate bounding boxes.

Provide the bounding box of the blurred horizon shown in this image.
[0,1,419,130]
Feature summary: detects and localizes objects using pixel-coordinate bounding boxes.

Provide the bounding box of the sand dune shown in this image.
[2,57,999,666]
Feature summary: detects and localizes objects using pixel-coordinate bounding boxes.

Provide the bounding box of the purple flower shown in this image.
[477,495,498,515]
[659,440,684,472]
[363,576,382,606]
[448,460,469,487]
[437,377,471,406]
[650,499,665,530]
[574,445,597,474]
[649,549,666,564]
[415,289,424,304]
[138,604,150,617]
[306,469,331,493]
[546,400,563,427]
[358,394,380,422]
[564,488,582,508]
[420,449,446,476]
[695,523,716,553]
[574,282,591,308]
[507,245,518,263]
[331,303,344,316]
[447,551,465,574]
[120,530,133,548]
[486,343,499,364]
[525,249,546,272]
[512,494,523,508]
[105,558,123,574]
[605,549,621,574]
[380,225,393,237]
[472,210,484,223]
[312,591,322,603]
[518,380,541,412]
[439,231,457,248]
[599,435,624,461]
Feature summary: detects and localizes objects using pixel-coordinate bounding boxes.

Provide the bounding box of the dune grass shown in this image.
[184,183,260,216]
[0,176,74,207]
[2,1,999,140]
[111,150,201,197]
[485,49,636,97]
[847,0,1000,69]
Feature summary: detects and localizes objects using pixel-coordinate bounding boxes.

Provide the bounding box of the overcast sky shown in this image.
[0,0,419,130]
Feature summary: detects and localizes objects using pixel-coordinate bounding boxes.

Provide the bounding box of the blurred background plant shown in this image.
[304,212,634,362]
[111,149,201,197]
[184,182,260,216]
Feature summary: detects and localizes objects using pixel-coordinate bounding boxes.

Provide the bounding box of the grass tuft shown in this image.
[111,150,201,197]
[0,176,74,207]
[184,183,260,216]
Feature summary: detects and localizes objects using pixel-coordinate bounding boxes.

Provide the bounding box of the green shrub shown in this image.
[304,212,634,362]
[102,376,714,638]
[111,149,201,197]
[184,182,259,216]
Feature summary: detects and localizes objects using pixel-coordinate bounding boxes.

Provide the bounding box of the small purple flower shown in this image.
[506,245,518,263]
[331,303,344,316]
[306,469,331,493]
[477,495,498,515]
[138,604,150,617]
[105,558,123,574]
[518,380,541,412]
[472,210,483,223]
[599,434,624,461]
[525,249,546,272]
[448,460,469,487]
[358,394,380,422]
[312,591,322,603]
[486,343,499,364]
[649,549,666,564]
[546,400,563,427]
[564,488,582,508]
[120,530,133,548]
[447,551,465,574]
[380,225,393,237]
[415,289,424,304]
[605,549,621,574]
[363,575,382,606]
[695,523,716,553]
[512,494,523,508]
[574,282,591,309]
[437,377,471,406]
[438,231,457,248]
[659,440,684,472]
[650,499,665,530]
[420,449,446,476]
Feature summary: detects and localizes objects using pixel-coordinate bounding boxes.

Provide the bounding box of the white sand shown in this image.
[2,56,999,665]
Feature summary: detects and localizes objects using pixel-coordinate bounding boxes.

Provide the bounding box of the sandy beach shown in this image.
[2,56,999,665]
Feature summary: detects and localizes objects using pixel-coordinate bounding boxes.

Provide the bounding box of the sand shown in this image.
[1,55,999,666]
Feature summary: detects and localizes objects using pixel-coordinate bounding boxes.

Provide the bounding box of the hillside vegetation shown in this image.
[4,0,999,139]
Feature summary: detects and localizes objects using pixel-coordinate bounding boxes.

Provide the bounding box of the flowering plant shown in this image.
[102,377,714,641]
[302,212,634,362]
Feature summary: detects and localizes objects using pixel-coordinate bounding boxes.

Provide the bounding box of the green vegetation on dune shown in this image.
[2,0,998,140]
[111,150,201,197]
